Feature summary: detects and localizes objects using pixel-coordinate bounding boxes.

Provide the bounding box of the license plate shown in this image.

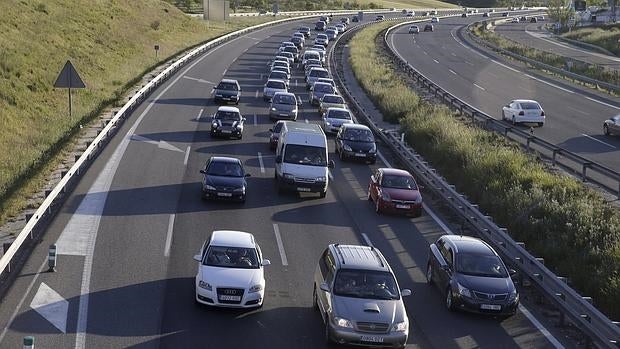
[221,130,232,134]
[297,187,311,192]
[354,153,366,157]
[219,295,241,301]
[396,204,411,209]
[217,192,233,197]
[279,114,289,117]
[481,304,501,310]
[360,335,384,343]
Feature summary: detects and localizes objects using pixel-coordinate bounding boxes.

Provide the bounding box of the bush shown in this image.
[349,21,620,319]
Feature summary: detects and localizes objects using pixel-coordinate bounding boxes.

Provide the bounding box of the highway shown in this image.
[387,14,620,175]
[494,20,620,72]
[0,13,570,348]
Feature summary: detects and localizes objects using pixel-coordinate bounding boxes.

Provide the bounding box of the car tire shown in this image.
[325,318,334,344]
[238,134,243,140]
[537,122,544,127]
[320,191,327,198]
[604,125,610,135]
[446,287,455,311]
[210,131,216,138]
[426,263,433,284]
[312,285,319,310]
[339,149,345,161]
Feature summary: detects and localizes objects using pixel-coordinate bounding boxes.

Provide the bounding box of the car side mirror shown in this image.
[370,175,376,183]
[328,160,335,169]
[275,155,282,164]
[320,282,330,292]
[199,169,206,174]
[509,269,517,276]
[245,173,251,177]
[193,254,202,262]
[401,289,412,297]
[262,259,271,266]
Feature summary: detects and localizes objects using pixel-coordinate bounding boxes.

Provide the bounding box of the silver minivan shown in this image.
[314,244,411,347]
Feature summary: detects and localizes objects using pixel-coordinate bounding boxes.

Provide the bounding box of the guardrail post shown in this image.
[552,148,559,166]
[582,162,592,182]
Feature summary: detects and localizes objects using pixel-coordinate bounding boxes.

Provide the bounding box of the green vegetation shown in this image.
[0,0,276,226]
[349,21,620,319]
[562,23,620,56]
[470,23,620,87]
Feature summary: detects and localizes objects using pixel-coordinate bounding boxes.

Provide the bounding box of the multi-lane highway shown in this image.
[388,14,620,173]
[0,13,573,348]
[494,20,620,71]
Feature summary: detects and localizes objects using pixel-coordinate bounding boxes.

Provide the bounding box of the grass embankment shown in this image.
[0,0,275,226]
[470,23,619,87]
[561,23,620,56]
[349,22,620,319]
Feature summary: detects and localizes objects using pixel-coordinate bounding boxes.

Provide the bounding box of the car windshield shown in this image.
[381,174,417,190]
[206,161,244,177]
[216,82,238,91]
[215,111,241,121]
[266,81,286,89]
[270,72,287,80]
[205,246,259,269]
[272,122,284,133]
[344,128,374,142]
[327,109,351,120]
[323,95,344,104]
[283,144,327,166]
[457,253,508,278]
[310,69,329,78]
[334,269,399,300]
[273,94,296,105]
[315,84,334,93]
[520,102,541,110]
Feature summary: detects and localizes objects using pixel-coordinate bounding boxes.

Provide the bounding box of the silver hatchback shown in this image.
[314,244,411,348]
[269,92,299,121]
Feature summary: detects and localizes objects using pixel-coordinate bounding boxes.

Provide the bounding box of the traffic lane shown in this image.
[495,22,620,71]
[390,20,620,166]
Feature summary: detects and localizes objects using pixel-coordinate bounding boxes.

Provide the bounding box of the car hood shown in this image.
[456,274,514,294]
[272,103,297,112]
[382,187,421,201]
[215,89,239,97]
[332,295,407,324]
[343,140,375,152]
[216,119,242,128]
[204,175,245,189]
[199,265,263,288]
[281,163,328,177]
[325,117,352,126]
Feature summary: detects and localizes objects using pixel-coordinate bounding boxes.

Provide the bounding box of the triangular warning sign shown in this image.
[54,60,85,89]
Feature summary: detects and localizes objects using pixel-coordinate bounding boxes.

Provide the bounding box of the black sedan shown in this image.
[426,235,519,317]
[335,123,377,164]
[200,157,250,203]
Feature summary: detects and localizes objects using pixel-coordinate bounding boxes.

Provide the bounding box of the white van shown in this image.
[275,122,335,198]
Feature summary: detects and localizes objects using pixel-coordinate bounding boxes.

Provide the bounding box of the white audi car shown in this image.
[194,230,270,308]
[501,99,545,126]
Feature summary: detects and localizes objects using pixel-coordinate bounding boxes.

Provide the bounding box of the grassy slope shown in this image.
[561,23,620,56]
[0,0,271,224]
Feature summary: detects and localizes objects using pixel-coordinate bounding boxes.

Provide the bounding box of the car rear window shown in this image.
[520,102,541,110]
[323,95,344,104]
[216,82,238,91]
[310,69,329,78]
[269,72,287,80]
[314,84,334,93]
[326,109,351,119]
[266,80,286,89]
[273,94,296,105]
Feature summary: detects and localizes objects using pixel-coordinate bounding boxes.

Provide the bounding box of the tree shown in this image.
[547,0,575,30]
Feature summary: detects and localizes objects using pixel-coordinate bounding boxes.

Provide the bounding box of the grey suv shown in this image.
[313,244,411,348]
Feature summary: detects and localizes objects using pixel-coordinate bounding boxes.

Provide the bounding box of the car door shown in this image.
[317,249,336,319]
[437,243,454,291]
[612,116,620,133]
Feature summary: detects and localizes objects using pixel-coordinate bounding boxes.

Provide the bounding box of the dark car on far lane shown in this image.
[426,235,519,317]
[213,79,241,105]
[269,120,286,150]
[200,156,250,203]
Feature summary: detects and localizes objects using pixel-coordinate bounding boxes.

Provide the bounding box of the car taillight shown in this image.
[540,111,545,116]
[518,111,524,116]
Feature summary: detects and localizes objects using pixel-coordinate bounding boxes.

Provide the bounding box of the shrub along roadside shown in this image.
[561,23,620,57]
[349,22,620,319]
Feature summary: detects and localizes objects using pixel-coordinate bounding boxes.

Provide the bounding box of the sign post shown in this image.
[53,60,86,119]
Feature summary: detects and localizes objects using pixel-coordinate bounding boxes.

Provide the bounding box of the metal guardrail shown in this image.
[465,19,620,93]
[0,12,350,282]
[383,21,620,198]
[328,18,620,349]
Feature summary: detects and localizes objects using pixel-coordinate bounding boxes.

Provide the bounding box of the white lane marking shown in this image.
[473,83,486,91]
[423,51,428,55]
[422,203,454,234]
[584,96,620,110]
[222,68,228,76]
[184,146,191,166]
[464,60,474,66]
[272,224,288,266]
[196,108,204,121]
[258,152,265,173]
[449,69,457,75]
[182,76,215,85]
[253,113,258,126]
[361,233,374,247]
[305,119,309,124]
[0,259,47,343]
[582,134,617,149]
[130,134,184,153]
[491,59,521,73]
[30,283,69,334]
[255,90,259,98]
[519,304,565,349]
[451,52,457,57]
[164,214,175,257]
[524,74,574,93]
[567,106,588,115]
[433,59,439,64]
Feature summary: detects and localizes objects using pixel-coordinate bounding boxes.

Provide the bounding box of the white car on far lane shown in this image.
[194,230,271,308]
[501,99,546,126]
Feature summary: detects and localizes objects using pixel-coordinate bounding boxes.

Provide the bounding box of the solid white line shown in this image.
[196,108,204,121]
[222,68,227,76]
[258,152,265,173]
[449,69,457,75]
[491,59,520,73]
[584,96,620,110]
[433,59,439,64]
[184,146,191,166]
[164,214,175,257]
[464,60,474,66]
[582,134,617,149]
[377,151,392,168]
[524,74,574,93]
[361,233,374,247]
[272,224,288,266]
[473,83,486,91]
[519,304,566,349]
[567,106,588,115]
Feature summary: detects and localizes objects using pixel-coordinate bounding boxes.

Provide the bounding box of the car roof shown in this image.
[210,230,255,248]
[266,79,286,84]
[326,107,349,113]
[219,79,238,84]
[443,235,496,255]
[273,91,295,98]
[209,156,241,164]
[331,244,390,272]
[310,67,328,73]
[341,123,370,131]
[513,99,540,104]
[380,167,412,177]
[217,106,240,113]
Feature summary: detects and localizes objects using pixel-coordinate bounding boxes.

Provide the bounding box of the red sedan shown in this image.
[368,168,423,217]
[269,120,286,150]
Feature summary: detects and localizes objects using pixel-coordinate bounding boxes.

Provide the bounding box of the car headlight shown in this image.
[283,173,294,180]
[271,108,277,112]
[198,280,212,291]
[343,144,352,152]
[249,284,263,293]
[334,316,353,328]
[236,124,243,130]
[233,186,246,193]
[369,144,377,153]
[211,122,218,128]
[457,283,471,298]
[325,121,331,126]
[508,289,518,302]
[392,321,408,332]
[316,176,326,182]
[204,184,216,191]
[380,191,390,201]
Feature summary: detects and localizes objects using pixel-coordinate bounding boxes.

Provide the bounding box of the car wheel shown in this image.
[375,198,382,214]
[537,122,544,127]
[324,318,333,344]
[339,149,345,161]
[312,285,319,310]
[210,131,216,138]
[511,116,517,126]
[320,191,327,198]
[426,263,433,284]
[604,125,610,135]
[446,287,455,311]
[238,134,243,140]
